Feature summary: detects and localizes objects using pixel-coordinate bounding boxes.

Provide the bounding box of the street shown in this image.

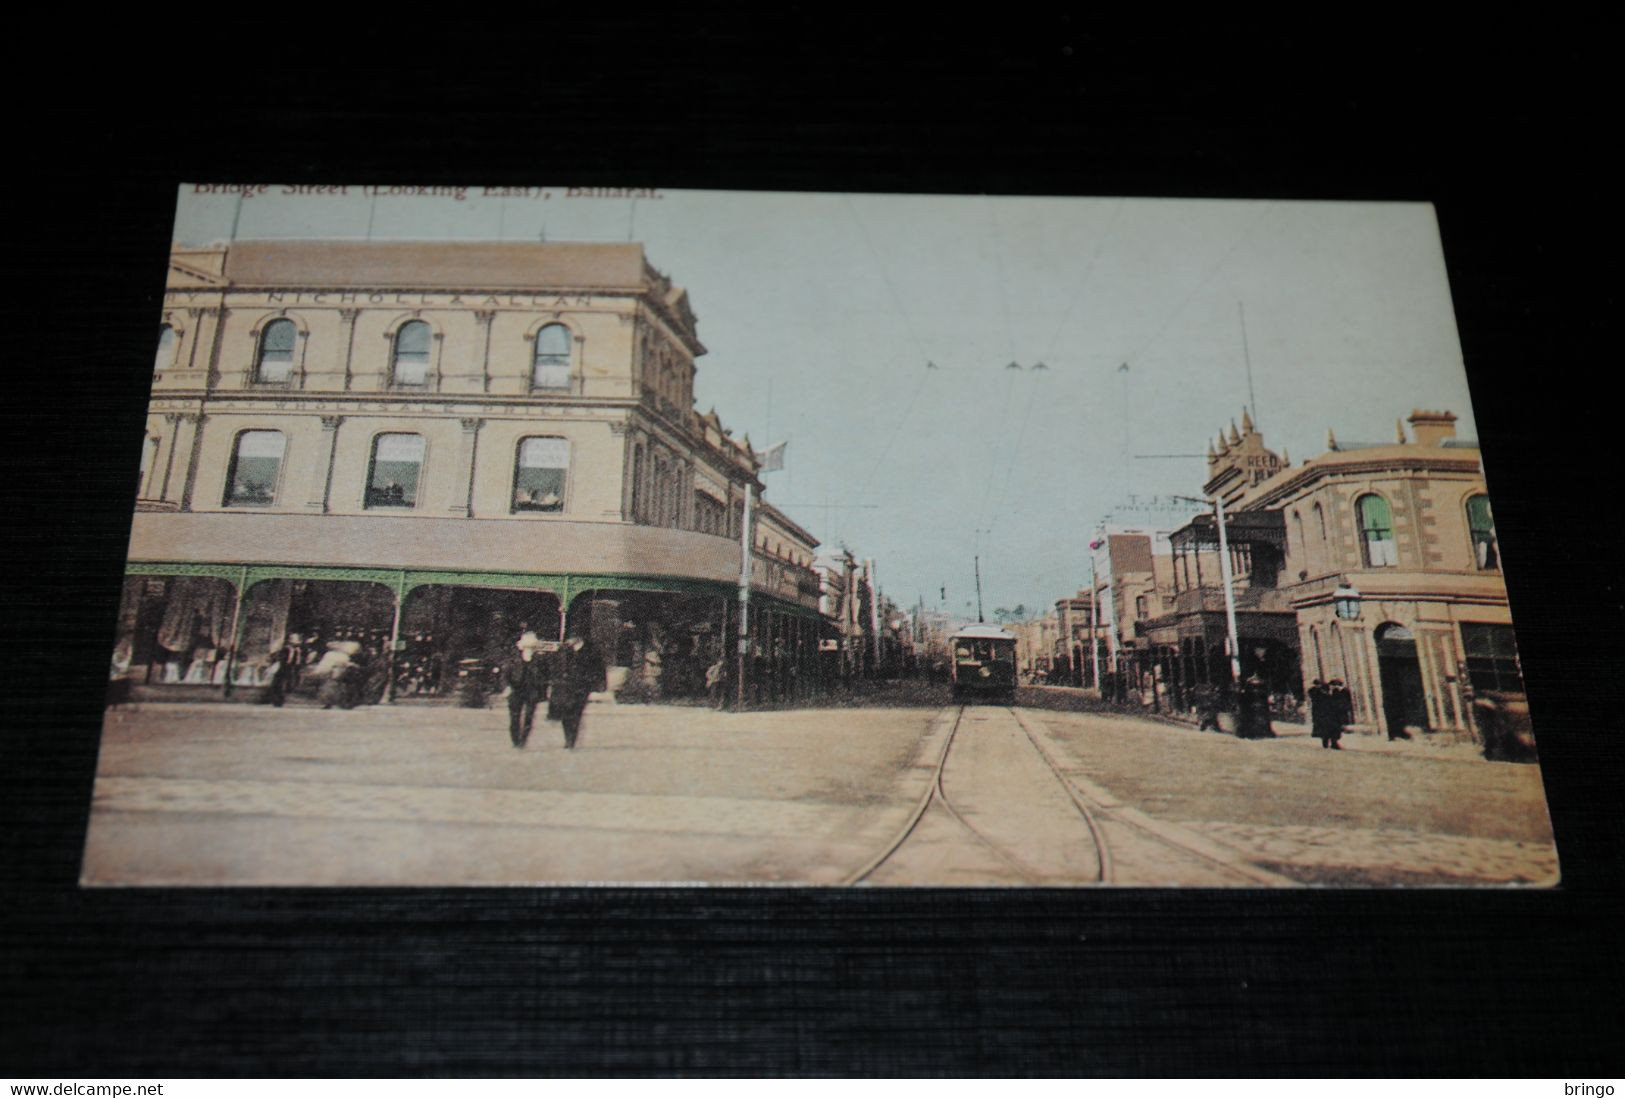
[82,691,1558,888]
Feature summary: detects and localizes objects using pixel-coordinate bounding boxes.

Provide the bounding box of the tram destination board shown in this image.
[77,184,1559,890]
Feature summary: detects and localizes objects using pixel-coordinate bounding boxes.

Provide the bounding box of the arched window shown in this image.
[391,320,432,387]
[155,324,178,374]
[1357,494,1397,567]
[513,437,569,513]
[532,324,572,390]
[1467,494,1498,570]
[1290,510,1307,572]
[224,430,285,507]
[365,433,424,508]
[256,318,296,384]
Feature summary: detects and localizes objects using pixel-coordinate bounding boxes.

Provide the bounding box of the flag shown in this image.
[759,441,787,473]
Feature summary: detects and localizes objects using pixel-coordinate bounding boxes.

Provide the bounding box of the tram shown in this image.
[949,624,1018,701]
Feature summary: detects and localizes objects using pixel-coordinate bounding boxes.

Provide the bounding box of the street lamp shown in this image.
[1334,582,1362,621]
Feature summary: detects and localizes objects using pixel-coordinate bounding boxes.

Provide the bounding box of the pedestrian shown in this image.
[502,630,550,748]
[1328,678,1353,747]
[705,651,727,710]
[1308,678,1341,749]
[549,635,606,749]
[313,640,361,709]
[261,644,292,708]
[1238,673,1273,738]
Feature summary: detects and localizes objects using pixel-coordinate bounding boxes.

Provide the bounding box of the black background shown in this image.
[5,19,1621,1077]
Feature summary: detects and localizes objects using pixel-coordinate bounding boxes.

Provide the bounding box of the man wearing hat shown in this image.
[502,630,551,748]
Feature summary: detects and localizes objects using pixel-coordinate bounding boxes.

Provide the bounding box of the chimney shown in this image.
[1407,409,1458,447]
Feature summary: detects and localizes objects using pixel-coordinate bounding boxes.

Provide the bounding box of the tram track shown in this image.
[847,704,1293,887]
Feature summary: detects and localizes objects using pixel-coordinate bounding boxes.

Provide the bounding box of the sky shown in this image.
[171,186,1478,621]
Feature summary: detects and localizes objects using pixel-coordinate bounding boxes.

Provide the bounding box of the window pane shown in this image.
[258,319,296,383]
[226,431,284,506]
[533,326,571,388]
[393,322,431,385]
[1468,495,1498,569]
[396,321,431,354]
[1359,495,1395,566]
[514,437,569,512]
[263,319,297,353]
[535,324,571,359]
[1461,623,1523,693]
[155,325,177,373]
[367,433,424,508]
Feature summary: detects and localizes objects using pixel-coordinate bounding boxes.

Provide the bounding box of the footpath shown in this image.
[1024,685,1493,765]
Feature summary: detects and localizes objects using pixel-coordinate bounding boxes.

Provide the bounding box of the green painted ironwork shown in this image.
[125,560,820,618]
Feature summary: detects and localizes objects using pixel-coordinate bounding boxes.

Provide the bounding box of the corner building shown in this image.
[119,240,822,701]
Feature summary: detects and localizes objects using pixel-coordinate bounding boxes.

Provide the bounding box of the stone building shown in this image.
[1252,409,1516,741]
[1140,409,1518,741]
[116,240,822,703]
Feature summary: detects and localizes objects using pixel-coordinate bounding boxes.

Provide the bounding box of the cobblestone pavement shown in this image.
[84,700,932,886]
[1029,708,1559,887]
[82,695,1560,887]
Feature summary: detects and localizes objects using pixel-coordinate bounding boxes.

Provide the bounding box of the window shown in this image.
[1467,494,1499,570]
[256,318,296,384]
[513,437,569,512]
[224,430,285,507]
[1357,494,1398,567]
[532,323,572,390]
[365,433,424,508]
[155,324,178,374]
[138,436,159,497]
[1461,622,1523,693]
[391,320,432,387]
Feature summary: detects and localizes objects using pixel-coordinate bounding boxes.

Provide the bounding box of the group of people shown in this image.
[262,632,390,709]
[1307,678,1355,749]
[502,630,606,749]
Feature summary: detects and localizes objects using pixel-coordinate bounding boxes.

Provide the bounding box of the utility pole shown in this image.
[1213,493,1243,686]
[1170,492,1242,687]
[736,479,754,709]
[1088,547,1102,692]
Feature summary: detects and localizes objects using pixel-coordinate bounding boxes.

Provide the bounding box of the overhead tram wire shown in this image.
[842,194,944,504]
[972,195,1026,556]
[1115,199,1277,371]
[983,198,1124,537]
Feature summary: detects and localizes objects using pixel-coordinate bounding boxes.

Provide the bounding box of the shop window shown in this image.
[256,318,296,384]
[391,320,432,387]
[1461,622,1523,693]
[532,323,572,390]
[513,436,569,512]
[1357,494,1398,567]
[224,430,285,507]
[155,324,178,374]
[1467,494,1499,570]
[365,433,424,509]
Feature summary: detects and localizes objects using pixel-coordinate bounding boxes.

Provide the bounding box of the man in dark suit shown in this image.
[502,631,550,748]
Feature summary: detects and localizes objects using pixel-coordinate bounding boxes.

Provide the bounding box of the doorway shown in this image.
[1375,623,1429,738]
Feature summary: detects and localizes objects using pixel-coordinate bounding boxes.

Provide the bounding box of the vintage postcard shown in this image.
[81,185,1557,887]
